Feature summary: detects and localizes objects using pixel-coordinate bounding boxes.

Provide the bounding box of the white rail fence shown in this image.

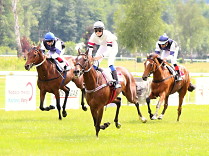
[0,71,209,111]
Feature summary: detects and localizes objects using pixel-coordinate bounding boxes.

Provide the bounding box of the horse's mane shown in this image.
[147,53,164,64]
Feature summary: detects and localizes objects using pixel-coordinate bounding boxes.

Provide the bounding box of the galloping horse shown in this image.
[142,53,195,121]
[24,46,87,120]
[73,49,147,137]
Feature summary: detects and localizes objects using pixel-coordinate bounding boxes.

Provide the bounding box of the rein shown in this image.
[34,56,46,67]
[152,75,174,83]
[147,58,174,83]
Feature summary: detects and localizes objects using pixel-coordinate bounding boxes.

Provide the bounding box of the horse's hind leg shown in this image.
[135,102,147,123]
[62,86,70,117]
[114,97,122,128]
[81,88,87,111]
[177,90,186,121]
[54,91,62,120]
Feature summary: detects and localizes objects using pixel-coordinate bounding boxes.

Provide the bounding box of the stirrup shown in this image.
[115,83,121,89]
[64,65,71,71]
[175,74,182,81]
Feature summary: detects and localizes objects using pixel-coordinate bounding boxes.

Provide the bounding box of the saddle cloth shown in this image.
[100,68,123,83]
[165,65,185,77]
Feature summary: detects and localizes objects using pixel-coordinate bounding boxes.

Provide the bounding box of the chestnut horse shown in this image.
[142,53,195,121]
[73,49,147,137]
[24,46,87,120]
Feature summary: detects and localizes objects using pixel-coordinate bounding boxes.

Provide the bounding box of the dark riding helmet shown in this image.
[44,32,55,41]
[158,34,169,45]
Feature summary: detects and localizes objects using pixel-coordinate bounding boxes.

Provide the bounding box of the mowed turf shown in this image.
[0,104,208,156]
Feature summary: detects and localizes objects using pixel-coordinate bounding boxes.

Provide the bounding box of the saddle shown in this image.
[164,64,184,81]
[96,68,123,87]
[53,59,71,72]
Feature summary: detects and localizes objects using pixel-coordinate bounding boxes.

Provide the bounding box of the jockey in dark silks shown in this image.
[155,34,182,81]
[40,32,69,72]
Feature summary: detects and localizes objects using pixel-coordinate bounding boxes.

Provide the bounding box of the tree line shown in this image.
[1,0,209,59]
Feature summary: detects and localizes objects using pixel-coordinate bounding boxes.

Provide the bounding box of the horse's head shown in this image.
[73,49,93,78]
[142,53,162,81]
[24,45,44,71]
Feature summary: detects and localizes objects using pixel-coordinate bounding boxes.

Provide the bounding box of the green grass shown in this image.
[0,105,208,156]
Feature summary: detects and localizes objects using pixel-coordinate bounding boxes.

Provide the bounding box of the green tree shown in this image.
[175,0,209,58]
[114,0,166,53]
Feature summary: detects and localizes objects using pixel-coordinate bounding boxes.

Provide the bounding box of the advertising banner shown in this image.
[51,81,80,109]
[5,75,36,111]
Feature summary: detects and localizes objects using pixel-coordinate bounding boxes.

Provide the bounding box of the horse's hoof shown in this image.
[115,123,121,129]
[141,117,147,123]
[62,111,67,117]
[82,106,87,111]
[149,114,154,119]
[40,107,45,111]
[49,105,55,110]
[104,122,110,127]
[45,107,50,111]
[151,115,157,120]
[158,114,163,120]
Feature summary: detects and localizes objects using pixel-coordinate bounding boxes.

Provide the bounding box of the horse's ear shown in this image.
[78,48,81,55]
[37,45,41,49]
[85,48,89,55]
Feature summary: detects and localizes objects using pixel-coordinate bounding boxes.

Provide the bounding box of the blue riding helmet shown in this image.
[44,32,55,41]
[158,35,169,45]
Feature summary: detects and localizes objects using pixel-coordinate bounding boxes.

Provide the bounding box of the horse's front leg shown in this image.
[39,90,47,111]
[146,96,153,119]
[81,88,87,111]
[113,97,122,128]
[158,96,169,120]
[152,93,166,120]
[61,86,70,118]
[54,91,62,120]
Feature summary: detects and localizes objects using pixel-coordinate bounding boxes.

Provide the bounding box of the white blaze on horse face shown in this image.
[146,60,151,67]
[77,55,83,60]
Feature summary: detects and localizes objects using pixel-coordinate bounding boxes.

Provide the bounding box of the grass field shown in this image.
[0,105,209,156]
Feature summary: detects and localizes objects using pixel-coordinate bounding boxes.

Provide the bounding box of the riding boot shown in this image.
[112,70,121,89]
[175,69,183,81]
[174,64,182,81]
[93,65,103,72]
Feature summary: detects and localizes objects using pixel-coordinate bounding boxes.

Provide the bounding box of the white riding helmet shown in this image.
[93,21,105,29]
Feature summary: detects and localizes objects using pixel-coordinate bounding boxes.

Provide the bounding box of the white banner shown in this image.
[51,81,80,109]
[195,77,209,105]
[5,75,36,111]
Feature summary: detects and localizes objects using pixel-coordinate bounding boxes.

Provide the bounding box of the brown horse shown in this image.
[73,49,147,137]
[142,53,195,121]
[24,46,87,120]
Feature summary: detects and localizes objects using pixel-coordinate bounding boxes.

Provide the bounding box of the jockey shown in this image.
[155,34,182,81]
[88,20,121,89]
[40,32,69,72]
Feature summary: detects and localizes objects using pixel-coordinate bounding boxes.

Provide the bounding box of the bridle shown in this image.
[75,53,93,74]
[145,58,164,77]
[28,48,46,68]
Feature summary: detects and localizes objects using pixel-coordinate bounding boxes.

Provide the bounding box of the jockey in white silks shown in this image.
[40,32,69,72]
[155,34,182,81]
[87,21,121,89]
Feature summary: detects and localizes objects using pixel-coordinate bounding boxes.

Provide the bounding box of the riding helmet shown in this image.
[93,21,105,29]
[44,32,55,41]
[158,34,169,45]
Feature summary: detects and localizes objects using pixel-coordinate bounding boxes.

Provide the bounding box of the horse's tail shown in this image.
[188,82,195,92]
